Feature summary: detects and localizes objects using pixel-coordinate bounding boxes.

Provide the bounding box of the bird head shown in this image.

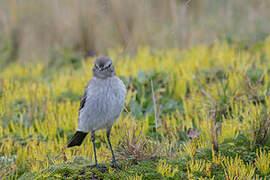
[92,56,116,79]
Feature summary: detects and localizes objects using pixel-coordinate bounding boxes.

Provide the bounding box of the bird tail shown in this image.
[67,131,88,148]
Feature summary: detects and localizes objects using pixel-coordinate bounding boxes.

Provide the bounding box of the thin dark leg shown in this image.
[91,131,98,165]
[87,131,107,172]
[106,128,121,169]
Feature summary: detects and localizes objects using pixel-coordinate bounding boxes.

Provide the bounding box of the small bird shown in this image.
[67,56,126,171]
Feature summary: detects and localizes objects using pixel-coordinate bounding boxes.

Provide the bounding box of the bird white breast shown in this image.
[77,76,126,132]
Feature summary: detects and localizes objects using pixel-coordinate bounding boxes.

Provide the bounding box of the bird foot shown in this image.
[111,161,121,170]
[83,164,108,173]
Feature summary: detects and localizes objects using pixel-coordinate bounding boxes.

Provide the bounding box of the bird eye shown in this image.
[107,63,112,68]
[102,63,111,70]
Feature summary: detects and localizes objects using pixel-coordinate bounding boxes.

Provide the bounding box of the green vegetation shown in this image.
[1,39,270,179]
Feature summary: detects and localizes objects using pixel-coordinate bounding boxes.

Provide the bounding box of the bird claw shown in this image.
[83,164,108,173]
[111,161,121,170]
[96,164,108,172]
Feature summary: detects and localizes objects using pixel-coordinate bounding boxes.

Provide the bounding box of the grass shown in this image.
[1,39,270,179]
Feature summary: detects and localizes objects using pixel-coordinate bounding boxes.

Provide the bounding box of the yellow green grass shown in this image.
[1,39,270,179]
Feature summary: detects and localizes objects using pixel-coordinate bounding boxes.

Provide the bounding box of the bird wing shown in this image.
[78,80,91,121]
[79,89,87,111]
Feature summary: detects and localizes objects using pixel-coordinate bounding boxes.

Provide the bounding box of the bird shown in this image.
[67,56,127,171]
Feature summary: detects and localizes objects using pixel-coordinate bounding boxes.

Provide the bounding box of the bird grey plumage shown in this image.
[67,56,126,170]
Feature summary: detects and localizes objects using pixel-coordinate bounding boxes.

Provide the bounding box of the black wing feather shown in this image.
[79,88,87,111]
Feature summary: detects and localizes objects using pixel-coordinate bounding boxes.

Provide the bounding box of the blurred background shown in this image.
[0,0,269,64]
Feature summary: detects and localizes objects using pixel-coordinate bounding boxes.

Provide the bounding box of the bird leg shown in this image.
[87,131,107,172]
[106,128,121,170]
[91,131,98,166]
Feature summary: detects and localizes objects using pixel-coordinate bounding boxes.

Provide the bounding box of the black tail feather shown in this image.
[67,131,88,148]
